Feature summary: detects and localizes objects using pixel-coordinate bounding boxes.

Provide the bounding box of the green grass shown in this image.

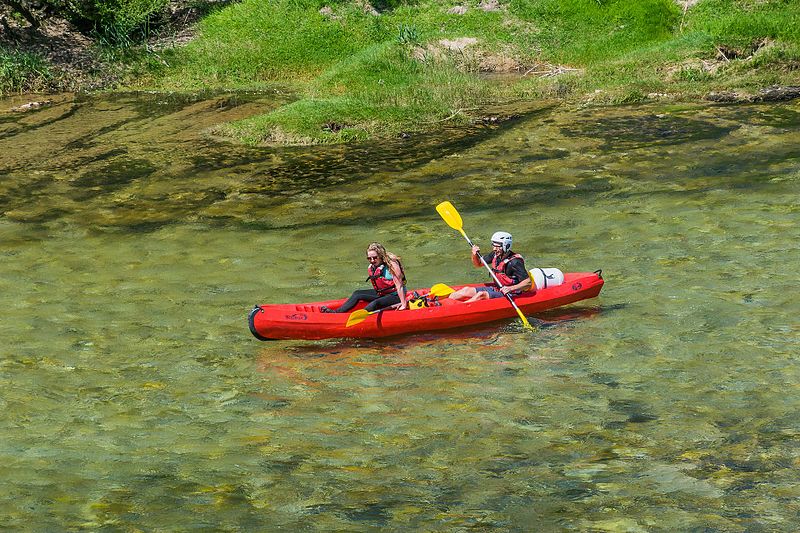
[508,0,681,63]
[131,0,800,144]
[0,48,54,95]
[153,1,390,87]
[215,42,489,144]
[685,0,800,44]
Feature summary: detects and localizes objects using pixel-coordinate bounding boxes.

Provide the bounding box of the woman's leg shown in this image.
[332,288,380,313]
[365,292,400,312]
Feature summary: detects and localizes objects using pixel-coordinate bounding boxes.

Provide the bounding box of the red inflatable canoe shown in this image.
[248,270,604,340]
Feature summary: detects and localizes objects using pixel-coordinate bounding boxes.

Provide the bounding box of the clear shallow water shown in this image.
[1,93,798,530]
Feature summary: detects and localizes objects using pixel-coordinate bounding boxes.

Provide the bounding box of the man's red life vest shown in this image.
[491,252,525,287]
[367,261,406,296]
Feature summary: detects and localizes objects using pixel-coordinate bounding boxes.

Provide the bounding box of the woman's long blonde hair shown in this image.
[367,242,401,268]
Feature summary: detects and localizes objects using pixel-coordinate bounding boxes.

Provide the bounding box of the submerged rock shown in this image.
[706,86,800,103]
[755,86,800,102]
[10,100,52,112]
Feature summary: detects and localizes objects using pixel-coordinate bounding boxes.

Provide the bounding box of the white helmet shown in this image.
[491,231,513,253]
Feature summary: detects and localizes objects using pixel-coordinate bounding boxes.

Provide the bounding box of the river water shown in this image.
[1,92,798,530]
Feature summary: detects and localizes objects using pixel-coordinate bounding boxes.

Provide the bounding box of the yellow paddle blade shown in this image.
[429,283,455,297]
[345,309,371,328]
[436,201,463,232]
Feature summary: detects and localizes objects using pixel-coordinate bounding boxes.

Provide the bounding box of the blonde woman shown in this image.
[321,242,408,313]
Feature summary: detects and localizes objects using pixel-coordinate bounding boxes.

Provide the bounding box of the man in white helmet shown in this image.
[449,231,532,303]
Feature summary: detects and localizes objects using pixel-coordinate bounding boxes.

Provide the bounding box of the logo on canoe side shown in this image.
[572,282,582,291]
[285,313,308,321]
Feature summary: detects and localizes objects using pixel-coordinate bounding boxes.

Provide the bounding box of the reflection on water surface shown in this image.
[0,93,798,530]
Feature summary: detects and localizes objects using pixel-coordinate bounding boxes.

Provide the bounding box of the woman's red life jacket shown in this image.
[491,253,524,287]
[367,261,406,296]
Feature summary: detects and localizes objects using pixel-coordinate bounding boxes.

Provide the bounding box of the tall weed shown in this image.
[0,49,53,95]
[69,0,169,45]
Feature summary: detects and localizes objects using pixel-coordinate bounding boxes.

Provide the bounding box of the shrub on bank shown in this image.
[73,0,170,46]
[1,0,171,45]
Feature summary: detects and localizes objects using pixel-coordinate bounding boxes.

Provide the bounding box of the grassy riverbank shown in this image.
[5,0,800,144]
[139,0,688,143]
